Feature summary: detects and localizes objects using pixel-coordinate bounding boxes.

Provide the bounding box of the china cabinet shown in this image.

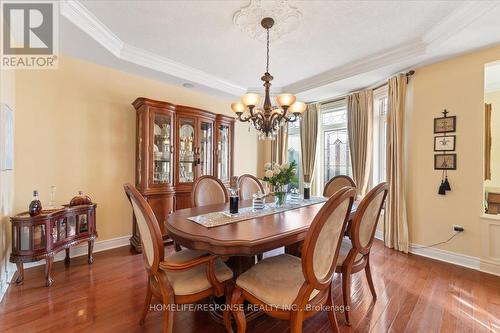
[10,204,97,287]
[131,98,234,252]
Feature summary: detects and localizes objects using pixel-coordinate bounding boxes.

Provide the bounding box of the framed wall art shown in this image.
[434,115,456,133]
[434,153,456,170]
[434,135,456,151]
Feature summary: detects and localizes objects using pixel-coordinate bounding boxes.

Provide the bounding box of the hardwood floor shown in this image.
[0,240,499,333]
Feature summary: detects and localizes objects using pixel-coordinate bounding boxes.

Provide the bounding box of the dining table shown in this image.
[166,197,358,323]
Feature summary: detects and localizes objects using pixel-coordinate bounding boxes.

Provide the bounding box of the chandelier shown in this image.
[231,17,306,140]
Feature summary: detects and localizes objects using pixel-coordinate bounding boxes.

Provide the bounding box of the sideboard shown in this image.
[10,204,97,286]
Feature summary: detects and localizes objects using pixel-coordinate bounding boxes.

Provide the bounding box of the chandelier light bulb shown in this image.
[241,93,260,107]
[275,94,296,108]
[231,102,245,114]
[290,101,306,114]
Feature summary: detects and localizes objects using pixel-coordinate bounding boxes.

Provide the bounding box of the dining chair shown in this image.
[323,175,356,197]
[225,187,356,333]
[192,175,229,207]
[335,182,388,325]
[238,174,264,200]
[124,184,234,333]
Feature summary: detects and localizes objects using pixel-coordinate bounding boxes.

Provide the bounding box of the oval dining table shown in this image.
[166,197,358,324]
[166,198,358,274]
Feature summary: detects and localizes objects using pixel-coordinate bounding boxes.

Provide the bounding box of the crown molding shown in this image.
[60,0,123,57]
[423,1,500,46]
[284,39,427,94]
[61,0,246,96]
[120,45,246,96]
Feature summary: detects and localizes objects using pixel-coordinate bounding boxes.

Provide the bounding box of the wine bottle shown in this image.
[29,190,42,216]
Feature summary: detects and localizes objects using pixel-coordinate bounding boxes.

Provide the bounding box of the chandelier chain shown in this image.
[266,28,270,73]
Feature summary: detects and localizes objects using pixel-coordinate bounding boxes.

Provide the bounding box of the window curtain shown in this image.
[347,89,373,198]
[271,126,288,165]
[485,103,492,180]
[384,74,409,253]
[300,103,319,185]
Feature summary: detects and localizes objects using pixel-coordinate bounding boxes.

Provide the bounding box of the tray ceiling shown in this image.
[60,0,500,101]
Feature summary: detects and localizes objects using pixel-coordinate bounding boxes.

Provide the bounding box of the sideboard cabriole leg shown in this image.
[88,239,94,264]
[64,248,70,265]
[45,255,54,287]
[15,262,24,285]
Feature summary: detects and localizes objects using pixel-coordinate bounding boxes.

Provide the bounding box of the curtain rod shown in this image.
[313,70,415,106]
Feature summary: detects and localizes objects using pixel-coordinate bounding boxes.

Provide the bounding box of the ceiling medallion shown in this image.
[233,0,302,42]
[231,17,306,140]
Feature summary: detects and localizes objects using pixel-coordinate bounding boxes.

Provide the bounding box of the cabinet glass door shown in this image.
[179,119,195,183]
[199,121,213,176]
[152,113,172,185]
[217,124,230,182]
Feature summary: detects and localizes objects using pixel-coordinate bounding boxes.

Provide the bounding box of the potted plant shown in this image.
[263,161,298,207]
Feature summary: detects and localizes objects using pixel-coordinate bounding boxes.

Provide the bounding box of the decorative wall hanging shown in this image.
[434,109,456,133]
[434,135,456,151]
[434,109,456,195]
[435,153,457,170]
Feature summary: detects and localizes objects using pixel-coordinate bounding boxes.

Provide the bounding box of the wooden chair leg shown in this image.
[174,242,182,252]
[365,257,377,299]
[290,309,305,333]
[341,269,352,326]
[230,287,246,333]
[162,308,174,333]
[140,283,153,325]
[327,284,340,333]
[223,282,235,333]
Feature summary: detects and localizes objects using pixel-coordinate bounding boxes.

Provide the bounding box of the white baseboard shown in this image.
[24,235,132,269]
[373,229,500,277]
[0,264,16,303]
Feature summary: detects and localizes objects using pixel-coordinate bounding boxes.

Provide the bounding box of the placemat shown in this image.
[187,196,327,228]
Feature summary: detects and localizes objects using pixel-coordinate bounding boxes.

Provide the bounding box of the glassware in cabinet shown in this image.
[217,124,230,182]
[178,118,195,183]
[153,112,172,185]
[199,121,213,176]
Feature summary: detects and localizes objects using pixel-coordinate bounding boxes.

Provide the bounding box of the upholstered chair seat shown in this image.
[160,250,233,295]
[336,238,363,265]
[236,254,320,309]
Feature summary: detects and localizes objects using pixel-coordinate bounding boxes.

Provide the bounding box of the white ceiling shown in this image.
[59,0,500,102]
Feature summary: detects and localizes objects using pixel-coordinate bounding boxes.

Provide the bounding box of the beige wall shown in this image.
[408,45,500,263]
[485,90,500,189]
[0,68,16,296]
[14,55,258,243]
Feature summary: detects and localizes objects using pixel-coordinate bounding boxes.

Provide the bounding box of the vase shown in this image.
[274,184,288,207]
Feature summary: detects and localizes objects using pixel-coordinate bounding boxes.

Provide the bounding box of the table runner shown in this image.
[187,196,327,228]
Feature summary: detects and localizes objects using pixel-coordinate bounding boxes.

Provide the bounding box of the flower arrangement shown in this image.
[263,161,298,206]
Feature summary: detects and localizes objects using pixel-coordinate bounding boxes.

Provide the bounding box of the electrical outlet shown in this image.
[453,224,464,232]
